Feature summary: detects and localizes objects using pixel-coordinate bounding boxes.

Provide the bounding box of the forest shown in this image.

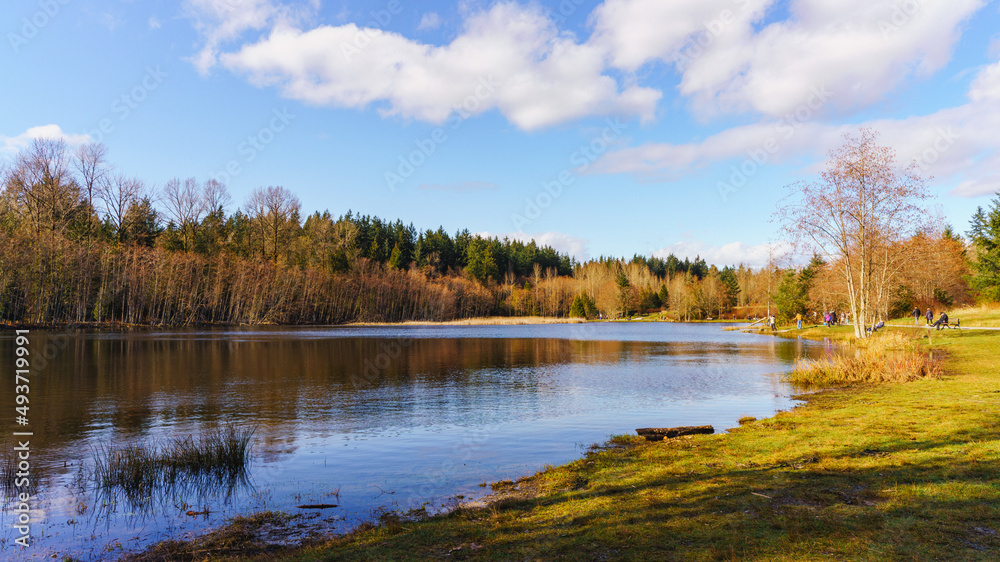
[1,138,998,326]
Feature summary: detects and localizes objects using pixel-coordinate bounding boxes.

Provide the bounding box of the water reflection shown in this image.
[0,324,824,560]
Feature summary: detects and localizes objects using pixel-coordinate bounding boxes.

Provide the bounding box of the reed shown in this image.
[788,331,941,387]
[92,426,255,501]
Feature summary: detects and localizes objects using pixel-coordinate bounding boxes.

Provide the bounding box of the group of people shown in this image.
[822,311,845,327]
[913,307,952,330]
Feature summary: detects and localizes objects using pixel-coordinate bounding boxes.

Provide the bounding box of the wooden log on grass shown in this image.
[635,425,714,441]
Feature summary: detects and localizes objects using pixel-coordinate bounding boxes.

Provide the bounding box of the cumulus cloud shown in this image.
[479,230,591,260]
[590,52,1000,197]
[1,125,90,153]
[653,239,791,268]
[211,2,659,130]
[591,0,985,117]
[183,0,315,75]
[589,0,771,72]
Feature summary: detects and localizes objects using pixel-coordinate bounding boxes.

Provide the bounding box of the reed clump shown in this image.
[93,426,255,501]
[789,331,941,387]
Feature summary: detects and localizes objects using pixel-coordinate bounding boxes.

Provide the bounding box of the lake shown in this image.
[0,322,827,560]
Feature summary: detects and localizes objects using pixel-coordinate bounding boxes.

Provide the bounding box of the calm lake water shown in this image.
[0,322,828,560]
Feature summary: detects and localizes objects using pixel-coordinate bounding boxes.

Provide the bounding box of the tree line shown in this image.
[1,136,998,327]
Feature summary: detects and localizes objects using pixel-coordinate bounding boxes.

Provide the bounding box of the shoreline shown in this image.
[345,316,587,326]
[0,316,587,331]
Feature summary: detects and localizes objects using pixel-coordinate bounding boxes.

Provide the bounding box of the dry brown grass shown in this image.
[789,331,942,386]
[947,303,1000,327]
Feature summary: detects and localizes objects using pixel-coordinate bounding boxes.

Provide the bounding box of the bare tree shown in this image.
[74,142,108,206]
[161,177,204,251]
[777,128,930,338]
[2,138,80,234]
[99,171,146,243]
[201,178,231,216]
[244,185,301,263]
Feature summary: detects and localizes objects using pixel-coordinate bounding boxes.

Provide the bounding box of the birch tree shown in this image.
[777,128,929,338]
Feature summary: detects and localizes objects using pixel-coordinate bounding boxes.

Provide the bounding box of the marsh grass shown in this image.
[93,426,255,506]
[789,331,941,386]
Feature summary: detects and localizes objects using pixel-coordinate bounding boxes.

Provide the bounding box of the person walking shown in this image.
[925,308,933,326]
[795,312,803,330]
[912,306,921,325]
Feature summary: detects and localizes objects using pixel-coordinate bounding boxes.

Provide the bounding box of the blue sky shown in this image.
[3,0,1000,266]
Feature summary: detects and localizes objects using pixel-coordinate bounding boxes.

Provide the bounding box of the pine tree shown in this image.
[968,195,1000,301]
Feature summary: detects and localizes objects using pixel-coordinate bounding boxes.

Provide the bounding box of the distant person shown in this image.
[912,306,921,325]
[933,312,949,330]
[824,312,831,327]
[925,308,933,326]
[769,315,776,331]
[795,312,803,330]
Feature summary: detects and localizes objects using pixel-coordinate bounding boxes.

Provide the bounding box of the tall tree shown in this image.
[244,185,301,263]
[99,171,146,243]
[777,128,930,338]
[968,193,1000,302]
[161,177,204,251]
[2,138,80,234]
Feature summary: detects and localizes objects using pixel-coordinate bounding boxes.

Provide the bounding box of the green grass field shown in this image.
[131,317,1000,561]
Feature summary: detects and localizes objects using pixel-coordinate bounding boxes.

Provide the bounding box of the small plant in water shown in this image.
[91,425,256,508]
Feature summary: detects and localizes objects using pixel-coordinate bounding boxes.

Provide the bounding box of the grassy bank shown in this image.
[131,325,1000,561]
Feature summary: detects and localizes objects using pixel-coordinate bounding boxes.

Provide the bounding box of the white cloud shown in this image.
[653,240,791,268]
[969,59,1000,102]
[589,0,771,72]
[148,16,162,30]
[591,0,986,117]
[183,0,314,76]
[215,2,660,130]
[590,53,1000,197]
[479,230,591,260]
[1,125,90,153]
[418,12,442,31]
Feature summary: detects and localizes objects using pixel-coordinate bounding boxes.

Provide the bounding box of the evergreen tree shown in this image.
[719,266,740,309]
[658,284,669,309]
[968,195,1000,301]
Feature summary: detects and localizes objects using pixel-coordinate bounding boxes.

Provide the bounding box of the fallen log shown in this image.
[635,425,714,441]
